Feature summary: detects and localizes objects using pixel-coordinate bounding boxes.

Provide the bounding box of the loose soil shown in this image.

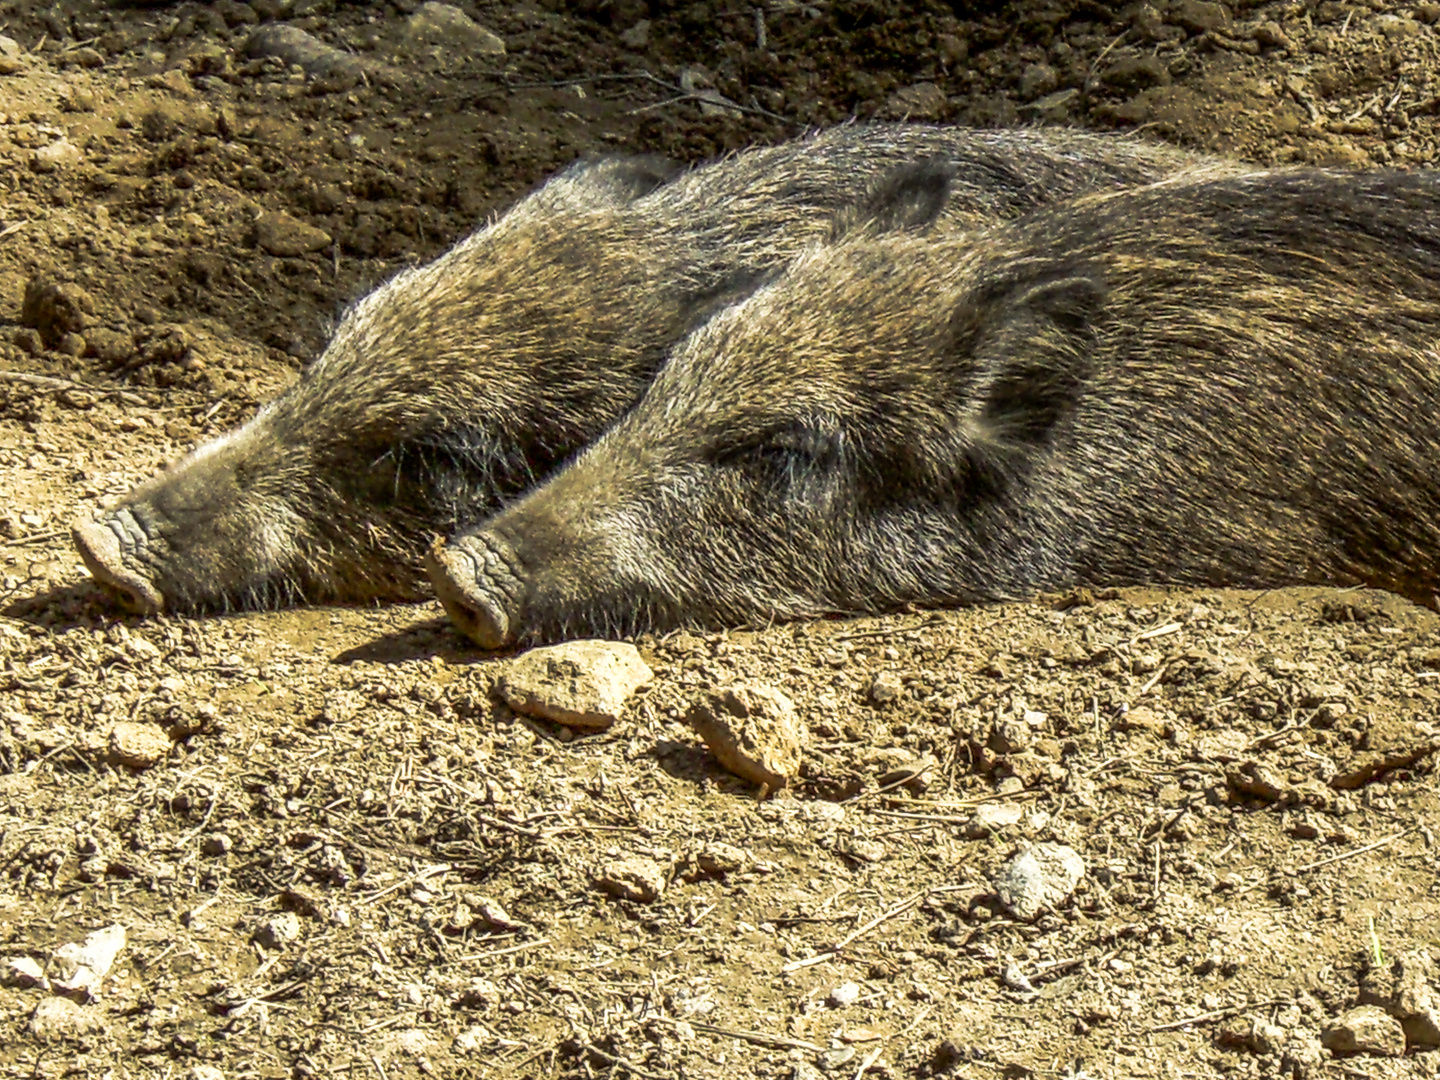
[2,1,1439,1077]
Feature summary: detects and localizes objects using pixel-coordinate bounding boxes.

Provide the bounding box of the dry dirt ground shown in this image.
[2,0,1440,1077]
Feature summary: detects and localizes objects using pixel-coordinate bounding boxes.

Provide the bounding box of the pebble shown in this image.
[962,802,1025,839]
[1168,0,1230,33]
[403,3,506,56]
[687,681,803,792]
[201,833,233,856]
[620,19,651,48]
[23,277,93,341]
[868,671,904,705]
[1359,950,1440,1047]
[992,842,1085,920]
[497,640,653,730]
[1019,62,1058,99]
[593,856,667,902]
[109,721,172,770]
[252,911,302,949]
[254,211,332,257]
[827,981,862,1007]
[184,1067,226,1080]
[30,996,103,1042]
[243,25,366,90]
[1321,1004,1406,1056]
[49,924,127,996]
[883,81,949,120]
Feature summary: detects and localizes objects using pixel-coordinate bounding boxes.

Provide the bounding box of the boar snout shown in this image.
[426,532,526,650]
[72,511,166,614]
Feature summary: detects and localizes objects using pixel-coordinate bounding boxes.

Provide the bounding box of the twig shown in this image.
[652,1016,822,1053]
[456,938,549,962]
[1298,828,1417,872]
[852,1045,884,1079]
[355,862,452,906]
[585,1043,669,1080]
[1147,998,1289,1033]
[782,889,928,972]
[3,530,67,548]
[0,218,29,241]
[0,370,145,406]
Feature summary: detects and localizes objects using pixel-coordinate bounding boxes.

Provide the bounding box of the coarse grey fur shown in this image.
[430,165,1440,648]
[73,124,1225,615]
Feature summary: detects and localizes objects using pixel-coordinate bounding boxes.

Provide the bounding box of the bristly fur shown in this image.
[441,166,1440,644]
[78,125,1227,614]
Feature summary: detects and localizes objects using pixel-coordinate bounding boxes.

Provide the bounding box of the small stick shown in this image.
[1131,621,1183,644]
[1298,828,1417,872]
[456,938,549,962]
[653,1017,822,1053]
[851,1045,884,1079]
[1148,998,1289,1033]
[782,889,928,972]
[585,1043,669,1080]
[355,863,452,906]
[0,218,29,241]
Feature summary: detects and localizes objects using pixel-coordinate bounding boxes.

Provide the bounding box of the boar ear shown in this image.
[967,273,1107,446]
[834,159,954,240]
[556,154,682,206]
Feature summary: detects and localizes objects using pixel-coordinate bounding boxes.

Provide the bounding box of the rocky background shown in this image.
[1,1,1439,1077]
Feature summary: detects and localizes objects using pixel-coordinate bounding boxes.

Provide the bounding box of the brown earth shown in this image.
[2,1,1440,1077]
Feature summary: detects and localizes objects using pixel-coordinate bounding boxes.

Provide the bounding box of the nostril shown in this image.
[72,518,165,615]
[425,537,516,650]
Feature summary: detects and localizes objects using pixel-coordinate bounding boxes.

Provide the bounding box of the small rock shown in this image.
[882,81,949,120]
[453,1027,488,1053]
[1321,1005,1406,1057]
[86,327,136,366]
[252,912,302,949]
[683,841,752,880]
[688,681,804,792]
[1019,62,1058,99]
[1100,55,1171,92]
[1418,1,1440,23]
[1375,13,1422,36]
[184,1067,226,1080]
[620,19,651,48]
[868,671,904,705]
[23,277,94,342]
[404,2,506,56]
[31,136,81,173]
[253,211,332,257]
[109,721,172,769]
[50,924,127,996]
[1167,0,1231,34]
[56,332,87,358]
[1252,20,1292,48]
[0,34,20,58]
[64,46,105,68]
[244,25,367,89]
[962,802,1025,839]
[827,981,862,1007]
[498,640,653,730]
[201,834,232,857]
[992,842,1085,920]
[594,856,666,903]
[1359,950,1440,1048]
[30,996,103,1042]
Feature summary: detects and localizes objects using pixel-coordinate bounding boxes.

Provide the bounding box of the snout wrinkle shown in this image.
[72,514,165,614]
[425,532,524,650]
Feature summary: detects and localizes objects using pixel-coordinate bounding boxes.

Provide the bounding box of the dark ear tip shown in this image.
[838,158,956,240]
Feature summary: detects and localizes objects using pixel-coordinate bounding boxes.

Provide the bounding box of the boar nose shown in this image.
[72,515,165,615]
[426,533,522,650]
